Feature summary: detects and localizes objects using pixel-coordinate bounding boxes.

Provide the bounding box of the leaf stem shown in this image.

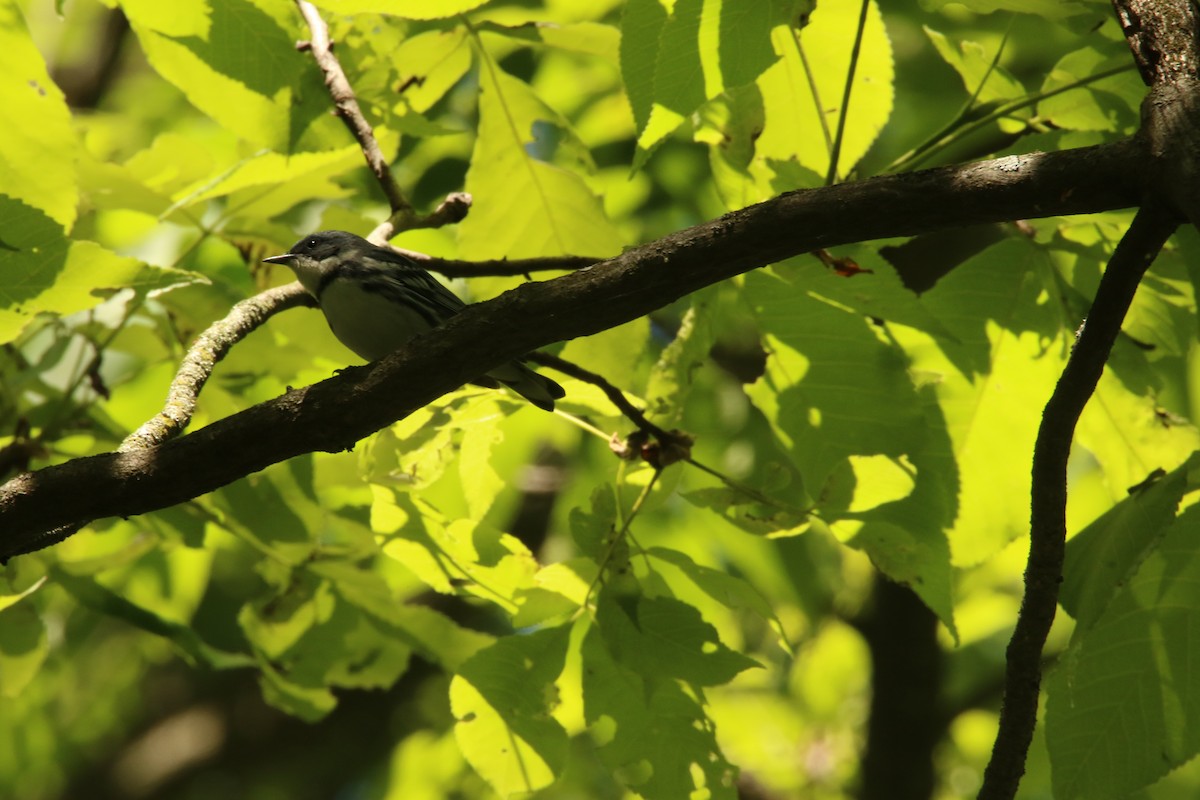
[889,63,1133,173]
[583,467,662,610]
[826,0,871,185]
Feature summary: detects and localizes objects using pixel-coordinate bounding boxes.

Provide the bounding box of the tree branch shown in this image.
[976,4,1200,796]
[295,1,411,217]
[399,250,602,278]
[0,141,1146,558]
[121,284,316,452]
[295,2,482,240]
[528,353,676,444]
[977,203,1178,800]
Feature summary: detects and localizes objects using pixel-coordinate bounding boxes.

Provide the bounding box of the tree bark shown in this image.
[0,142,1148,559]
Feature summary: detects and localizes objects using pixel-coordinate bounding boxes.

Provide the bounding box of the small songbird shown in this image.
[263,230,565,411]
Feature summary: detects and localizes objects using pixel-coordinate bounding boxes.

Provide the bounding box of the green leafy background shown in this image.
[3,0,1199,798]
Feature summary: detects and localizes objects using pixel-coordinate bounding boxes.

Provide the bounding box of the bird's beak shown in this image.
[262,253,296,265]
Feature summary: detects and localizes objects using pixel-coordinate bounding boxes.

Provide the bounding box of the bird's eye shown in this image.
[306,238,318,248]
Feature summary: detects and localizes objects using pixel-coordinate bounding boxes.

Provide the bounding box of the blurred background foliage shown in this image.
[2,0,1200,798]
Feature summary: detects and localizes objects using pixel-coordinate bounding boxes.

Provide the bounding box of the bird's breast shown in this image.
[318,278,437,362]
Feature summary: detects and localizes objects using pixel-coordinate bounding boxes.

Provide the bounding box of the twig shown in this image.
[367,193,474,244]
[121,283,316,452]
[391,249,601,278]
[581,467,663,611]
[295,1,410,217]
[529,352,671,439]
[977,203,1178,800]
[296,2,485,239]
[825,0,870,185]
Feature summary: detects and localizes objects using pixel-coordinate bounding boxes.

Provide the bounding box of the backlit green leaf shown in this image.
[450,626,571,796]
[0,2,78,228]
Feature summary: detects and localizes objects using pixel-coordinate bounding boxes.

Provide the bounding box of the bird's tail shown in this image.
[486,361,565,411]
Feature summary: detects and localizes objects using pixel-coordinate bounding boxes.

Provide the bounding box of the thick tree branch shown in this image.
[0,141,1147,558]
[1115,0,1200,223]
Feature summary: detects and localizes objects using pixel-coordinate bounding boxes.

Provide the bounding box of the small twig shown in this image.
[683,456,812,518]
[367,193,474,245]
[581,467,663,610]
[295,0,411,216]
[530,353,695,469]
[888,64,1132,174]
[978,203,1178,800]
[394,250,601,278]
[536,356,805,517]
[794,33,833,156]
[121,283,315,452]
[528,352,682,442]
[826,0,871,185]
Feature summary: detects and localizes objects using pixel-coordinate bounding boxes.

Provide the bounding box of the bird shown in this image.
[263,230,565,411]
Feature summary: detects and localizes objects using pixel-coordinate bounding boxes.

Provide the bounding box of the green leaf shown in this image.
[924,27,1026,107]
[239,572,333,658]
[681,483,811,537]
[1047,502,1200,799]
[365,405,460,491]
[754,0,892,179]
[893,238,1069,566]
[458,47,621,259]
[310,0,490,18]
[1061,455,1199,633]
[215,466,323,565]
[619,0,669,134]
[1037,43,1141,132]
[389,28,472,115]
[388,603,494,671]
[477,21,620,61]
[258,660,338,722]
[165,145,362,218]
[569,486,618,559]
[56,569,254,669]
[746,267,926,494]
[645,292,717,427]
[745,262,962,625]
[582,624,738,799]
[266,588,412,692]
[0,561,46,614]
[920,0,1102,18]
[0,2,78,228]
[630,0,784,164]
[0,605,48,698]
[456,398,505,520]
[596,592,759,686]
[694,84,770,209]
[647,547,793,654]
[450,626,571,795]
[122,0,347,152]
[0,196,203,344]
[313,560,495,670]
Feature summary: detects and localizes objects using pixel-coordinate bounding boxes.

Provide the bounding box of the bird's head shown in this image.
[263,230,371,292]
